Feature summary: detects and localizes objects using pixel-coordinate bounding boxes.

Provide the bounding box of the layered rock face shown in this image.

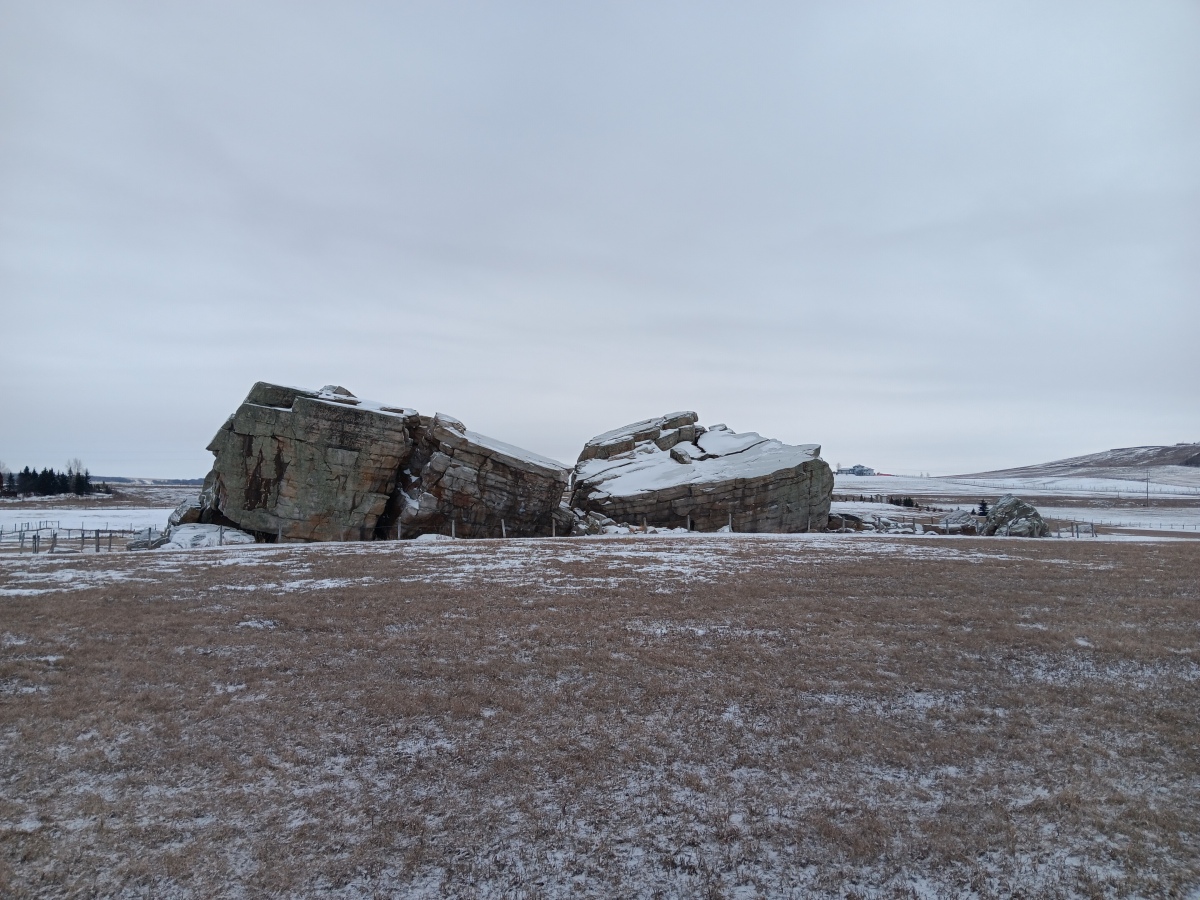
[395,413,572,539]
[200,383,569,542]
[572,413,833,532]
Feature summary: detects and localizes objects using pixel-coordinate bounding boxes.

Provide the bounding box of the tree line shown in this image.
[1,461,111,497]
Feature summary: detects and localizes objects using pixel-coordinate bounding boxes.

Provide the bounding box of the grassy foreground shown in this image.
[2,535,1197,897]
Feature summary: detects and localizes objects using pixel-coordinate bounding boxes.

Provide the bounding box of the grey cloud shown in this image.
[1,1,1197,476]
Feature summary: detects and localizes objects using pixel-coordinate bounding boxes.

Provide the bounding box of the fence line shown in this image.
[0,523,165,554]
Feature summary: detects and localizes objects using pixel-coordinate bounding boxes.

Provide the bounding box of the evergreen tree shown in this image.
[978,499,989,517]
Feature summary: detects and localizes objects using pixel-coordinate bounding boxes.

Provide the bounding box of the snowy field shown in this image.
[834,473,1200,500]
[828,500,1200,537]
[2,535,1198,897]
[834,473,1200,538]
[0,507,172,535]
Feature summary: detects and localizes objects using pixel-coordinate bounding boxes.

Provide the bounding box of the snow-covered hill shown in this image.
[958,443,1200,489]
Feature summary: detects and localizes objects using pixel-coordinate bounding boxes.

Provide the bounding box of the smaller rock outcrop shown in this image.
[826,512,863,532]
[981,495,1050,537]
[128,522,256,550]
[126,526,170,551]
[937,509,980,535]
[159,523,256,550]
[168,497,203,528]
[572,413,832,532]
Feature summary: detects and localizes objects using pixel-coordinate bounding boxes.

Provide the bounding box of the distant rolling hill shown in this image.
[960,443,1200,488]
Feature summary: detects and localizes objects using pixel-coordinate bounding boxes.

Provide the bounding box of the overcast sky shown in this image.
[2,1,1197,478]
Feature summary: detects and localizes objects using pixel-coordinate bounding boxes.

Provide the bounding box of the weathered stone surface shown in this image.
[200,382,568,542]
[396,414,570,538]
[981,494,1050,537]
[572,415,833,532]
[201,384,418,541]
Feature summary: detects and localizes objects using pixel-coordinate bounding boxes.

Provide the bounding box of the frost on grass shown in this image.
[1,536,1198,898]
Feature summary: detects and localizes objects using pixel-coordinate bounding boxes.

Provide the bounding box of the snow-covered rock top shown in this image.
[158,523,256,550]
[464,430,569,477]
[245,382,418,420]
[578,412,700,462]
[576,416,822,500]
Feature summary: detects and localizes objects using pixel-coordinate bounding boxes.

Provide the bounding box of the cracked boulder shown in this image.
[572,413,833,532]
[199,382,568,542]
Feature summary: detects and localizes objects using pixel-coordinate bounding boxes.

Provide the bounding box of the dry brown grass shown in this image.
[1,535,1198,897]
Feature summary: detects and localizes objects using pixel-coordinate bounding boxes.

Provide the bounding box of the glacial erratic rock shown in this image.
[981,494,1050,537]
[572,414,832,532]
[200,382,568,542]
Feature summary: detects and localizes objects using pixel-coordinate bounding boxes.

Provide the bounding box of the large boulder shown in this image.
[200,382,569,542]
[572,413,833,532]
[981,494,1050,537]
